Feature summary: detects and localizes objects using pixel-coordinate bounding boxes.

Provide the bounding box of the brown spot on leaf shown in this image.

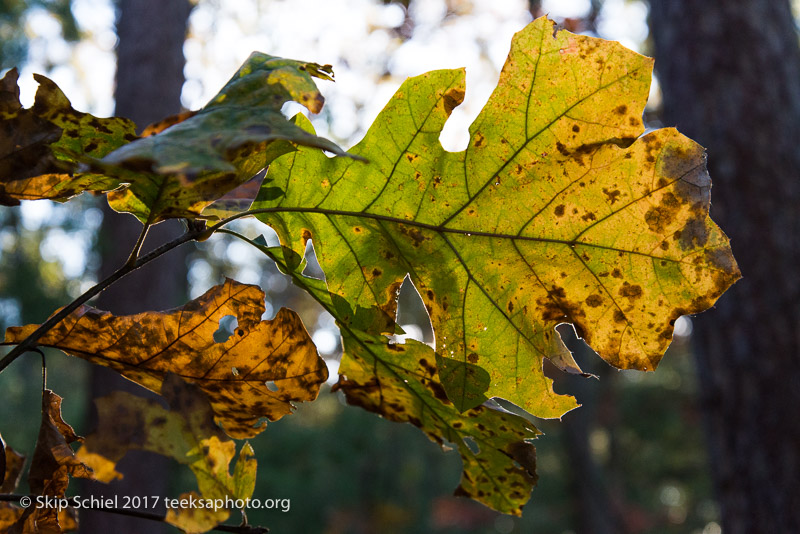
[399,225,426,246]
[554,204,565,217]
[602,188,621,204]
[613,310,626,323]
[618,282,643,299]
[467,353,479,364]
[443,87,465,114]
[614,104,627,115]
[585,294,603,307]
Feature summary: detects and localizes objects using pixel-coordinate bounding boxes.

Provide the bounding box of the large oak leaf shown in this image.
[253,17,741,415]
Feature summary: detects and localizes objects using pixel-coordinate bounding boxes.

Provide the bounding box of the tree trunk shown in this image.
[649,1,800,532]
[80,1,192,532]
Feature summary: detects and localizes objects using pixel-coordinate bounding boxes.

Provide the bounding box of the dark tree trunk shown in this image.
[80,1,192,532]
[649,1,800,532]
[558,335,625,534]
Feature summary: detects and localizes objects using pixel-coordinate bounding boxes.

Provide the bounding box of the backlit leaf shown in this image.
[5,279,327,439]
[0,440,27,531]
[77,374,256,533]
[94,53,354,223]
[253,17,740,420]
[9,390,89,534]
[335,332,540,516]
[244,237,539,514]
[0,68,137,204]
[1,440,25,493]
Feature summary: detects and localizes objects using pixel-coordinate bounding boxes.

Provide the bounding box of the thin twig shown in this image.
[0,206,270,374]
[36,348,46,392]
[124,222,151,267]
[0,226,201,373]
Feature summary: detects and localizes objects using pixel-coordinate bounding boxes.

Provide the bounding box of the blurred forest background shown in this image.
[1,1,798,533]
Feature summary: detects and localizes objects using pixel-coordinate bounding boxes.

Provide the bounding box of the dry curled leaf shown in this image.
[8,391,89,534]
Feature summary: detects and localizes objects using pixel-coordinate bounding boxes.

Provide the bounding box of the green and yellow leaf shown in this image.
[5,279,328,439]
[335,332,540,516]
[94,53,354,223]
[253,17,740,418]
[77,374,256,533]
[243,238,539,514]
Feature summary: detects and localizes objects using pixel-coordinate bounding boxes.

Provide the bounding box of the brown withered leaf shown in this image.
[6,279,328,438]
[1,439,25,493]
[9,390,89,534]
[0,432,5,487]
[0,504,25,532]
[0,68,137,205]
[0,438,27,533]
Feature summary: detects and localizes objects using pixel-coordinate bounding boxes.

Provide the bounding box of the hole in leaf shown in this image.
[213,315,238,343]
[462,436,480,454]
[265,381,279,392]
[393,276,435,347]
[302,240,326,280]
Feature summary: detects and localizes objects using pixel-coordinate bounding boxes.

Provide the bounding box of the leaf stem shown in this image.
[124,222,152,267]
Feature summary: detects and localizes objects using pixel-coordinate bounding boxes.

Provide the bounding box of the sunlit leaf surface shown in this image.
[254,17,740,418]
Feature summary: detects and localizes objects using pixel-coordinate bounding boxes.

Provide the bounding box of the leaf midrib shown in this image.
[253,205,728,270]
